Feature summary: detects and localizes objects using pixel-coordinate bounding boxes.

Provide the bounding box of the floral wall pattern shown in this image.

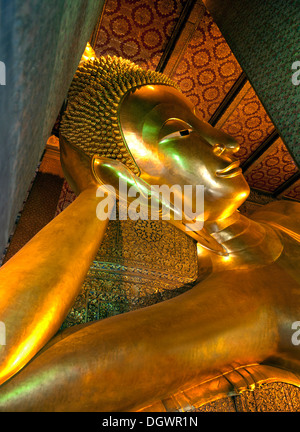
[94,0,187,70]
[93,0,299,201]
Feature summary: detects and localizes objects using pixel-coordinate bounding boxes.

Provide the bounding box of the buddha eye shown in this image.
[159,119,193,144]
[179,129,191,136]
[160,129,193,142]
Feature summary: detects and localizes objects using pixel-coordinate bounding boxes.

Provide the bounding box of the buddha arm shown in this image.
[0,185,110,386]
[0,268,280,412]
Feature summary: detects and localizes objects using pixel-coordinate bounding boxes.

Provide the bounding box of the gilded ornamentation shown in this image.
[0,54,299,413]
[60,55,178,175]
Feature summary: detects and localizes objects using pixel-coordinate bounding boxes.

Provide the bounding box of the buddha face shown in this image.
[118,85,250,223]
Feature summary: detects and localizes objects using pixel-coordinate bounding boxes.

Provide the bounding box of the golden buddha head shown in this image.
[60,55,250,223]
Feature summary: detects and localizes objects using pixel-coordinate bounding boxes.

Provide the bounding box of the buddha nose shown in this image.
[213,140,240,157]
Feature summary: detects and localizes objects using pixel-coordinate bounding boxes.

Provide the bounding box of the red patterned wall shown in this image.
[171,9,243,121]
[220,85,275,163]
[94,0,187,70]
[244,138,298,192]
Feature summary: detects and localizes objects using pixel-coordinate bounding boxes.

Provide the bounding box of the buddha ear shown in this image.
[91,154,152,201]
[91,155,139,189]
[59,135,96,195]
[91,155,152,220]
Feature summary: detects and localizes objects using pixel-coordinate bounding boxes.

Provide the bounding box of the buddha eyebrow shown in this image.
[161,117,192,128]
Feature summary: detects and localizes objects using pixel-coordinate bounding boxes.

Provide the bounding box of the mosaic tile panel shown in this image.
[94,0,187,70]
[171,9,243,121]
[234,382,300,412]
[56,182,198,329]
[195,396,236,412]
[244,137,298,192]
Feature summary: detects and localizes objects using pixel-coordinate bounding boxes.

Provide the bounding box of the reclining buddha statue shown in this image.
[0,53,299,412]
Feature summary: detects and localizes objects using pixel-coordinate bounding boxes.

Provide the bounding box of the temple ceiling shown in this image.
[2,1,300,411]
[86,0,300,203]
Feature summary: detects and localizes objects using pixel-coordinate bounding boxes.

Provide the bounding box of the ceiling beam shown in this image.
[209,72,247,127]
[272,171,300,198]
[241,129,279,173]
[89,4,105,49]
[156,0,196,73]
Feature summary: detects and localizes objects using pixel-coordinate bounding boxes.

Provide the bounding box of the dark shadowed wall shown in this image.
[203,0,300,167]
[0,0,104,256]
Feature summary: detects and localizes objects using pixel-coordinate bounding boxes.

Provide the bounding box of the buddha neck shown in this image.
[204,211,283,270]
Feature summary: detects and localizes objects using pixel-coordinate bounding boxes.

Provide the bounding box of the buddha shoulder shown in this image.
[250,200,300,237]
